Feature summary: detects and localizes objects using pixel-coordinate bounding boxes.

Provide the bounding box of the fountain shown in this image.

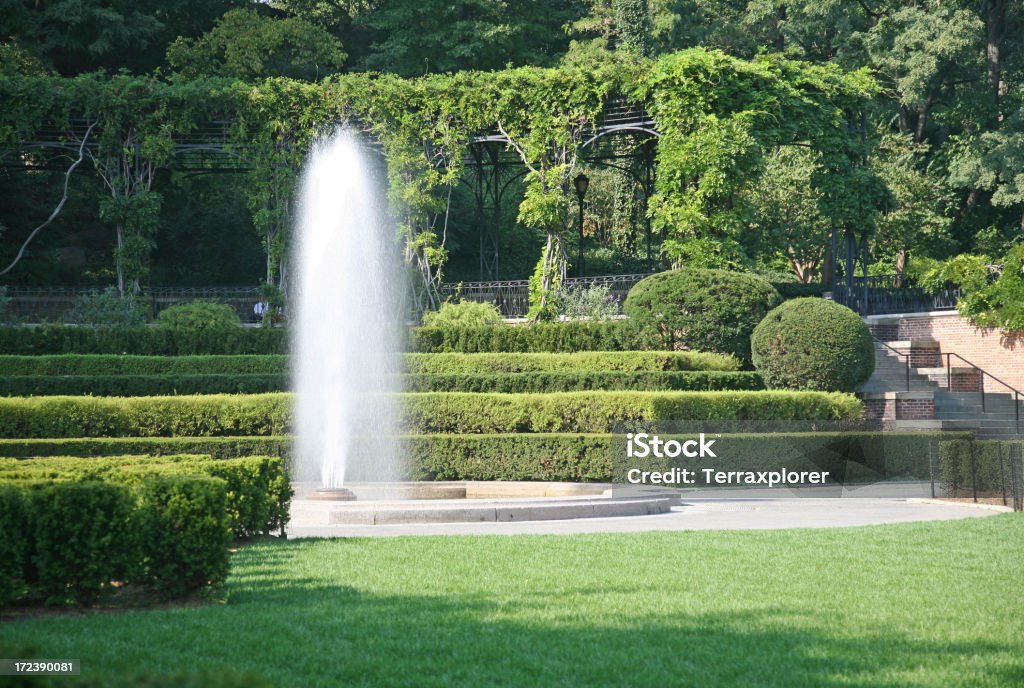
[292,130,405,498]
[288,129,679,532]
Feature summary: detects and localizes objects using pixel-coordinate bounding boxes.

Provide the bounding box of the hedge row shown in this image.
[938,439,1024,495]
[0,432,961,485]
[0,371,763,396]
[0,326,288,355]
[404,351,740,374]
[404,371,764,393]
[0,476,230,605]
[0,323,641,355]
[0,454,291,537]
[0,350,738,377]
[0,391,863,438]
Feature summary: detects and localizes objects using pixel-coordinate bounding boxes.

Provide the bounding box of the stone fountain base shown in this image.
[289,481,679,526]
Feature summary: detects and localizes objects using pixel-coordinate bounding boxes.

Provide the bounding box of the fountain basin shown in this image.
[289,481,680,526]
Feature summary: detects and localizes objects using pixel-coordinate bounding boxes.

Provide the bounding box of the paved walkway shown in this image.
[286,497,1007,538]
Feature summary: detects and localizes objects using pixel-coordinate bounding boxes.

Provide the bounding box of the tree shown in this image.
[166,8,346,81]
[355,1,580,76]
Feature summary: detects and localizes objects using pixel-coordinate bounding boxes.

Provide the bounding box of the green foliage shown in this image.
[166,8,346,81]
[28,481,136,604]
[0,286,16,325]
[0,455,290,538]
[156,301,242,330]
[422,301,504,328]
[938,439,1024,495]
[132,476,231,597]
[405,351,739,374]
[0,325,287,355]
[0,437,291,461]
[0,474,232,606]
[623,269,782,363]
[409,321,637,353]
[405,371,763,393]
[0,390,860,438]
[751,298,875,392]
[62,288,147,327]
[918,245,1024,332]
[0,373,287,397]
[0,393,291,439]
[549,285,621,321]
[0,485,29,605]
[402,391,862,433]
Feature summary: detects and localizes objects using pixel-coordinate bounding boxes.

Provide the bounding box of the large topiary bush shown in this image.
[623,269,782,363]
[751,297,875,392]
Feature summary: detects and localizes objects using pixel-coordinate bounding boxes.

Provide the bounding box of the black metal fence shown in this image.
[3,286,263,323]
[437,273,651,318]
[929,439,1023,511]
[832,275,960,316]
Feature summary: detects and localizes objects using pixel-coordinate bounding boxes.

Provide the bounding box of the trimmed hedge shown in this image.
[405,351,740,374]
[0,326,287,355]
[0,436,289,460]
[624,269,782,364]
[0,393,291,438]
[0,476,230,605]
[0,323,642,355]
[0,371,762,396]
[0,432,958,490]
[0,455,291,537]
[938,439,1024,495]
[0,350,735,376]
[405,371,764,393]
[0,373,287,396]
[752,298,875,392]
[409,321,637,353]
[0,354,286,376]
[0,391,862,438]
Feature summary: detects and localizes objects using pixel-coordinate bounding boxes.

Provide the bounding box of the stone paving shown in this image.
[286,497,1005,538]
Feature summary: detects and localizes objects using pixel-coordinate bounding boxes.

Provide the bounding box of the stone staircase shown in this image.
[858,336,1023,439]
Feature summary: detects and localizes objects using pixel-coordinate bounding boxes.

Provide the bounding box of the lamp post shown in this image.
[574,173,589,278]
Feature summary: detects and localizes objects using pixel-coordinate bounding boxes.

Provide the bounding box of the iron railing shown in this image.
[943,352,1023,432]
[832,275,960,315]
[437,273,652,318]
[4,286,263,323]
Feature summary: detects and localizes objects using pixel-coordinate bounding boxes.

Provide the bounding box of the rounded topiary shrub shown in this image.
[623,269,782,364]
[751,297,875,392]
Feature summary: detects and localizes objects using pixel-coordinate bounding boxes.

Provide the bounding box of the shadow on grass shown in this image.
[3,538,1022,687]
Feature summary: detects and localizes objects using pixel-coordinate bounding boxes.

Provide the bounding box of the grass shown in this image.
[2,515,1023,687]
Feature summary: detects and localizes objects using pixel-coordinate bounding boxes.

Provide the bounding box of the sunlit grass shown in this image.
[3,515,1023,687]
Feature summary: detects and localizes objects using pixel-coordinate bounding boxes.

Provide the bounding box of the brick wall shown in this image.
[897,313,1024,393]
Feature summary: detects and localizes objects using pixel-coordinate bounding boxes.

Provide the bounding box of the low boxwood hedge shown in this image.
[0,454,290,537]
[0,476,230,606]
[404,351,740,374]
[0,325,287,356]
[0,354,286,376]
[404,371,764,393]
[0,391,862,438]
[938,439,1024,496]
[0,370,762,396]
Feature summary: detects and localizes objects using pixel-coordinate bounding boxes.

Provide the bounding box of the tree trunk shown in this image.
[115,223,126,296]
[985,0,1006,120]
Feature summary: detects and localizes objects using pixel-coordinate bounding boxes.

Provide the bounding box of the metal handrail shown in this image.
[944,352,1023,432]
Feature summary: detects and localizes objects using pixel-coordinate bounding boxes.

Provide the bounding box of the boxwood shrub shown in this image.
[0,476,231,605]
[0,391,860,438]
[752,298,875,392]
[938,439,1024,496]
[0,370,762,396]
[405,351,739,374]
[623,269,782,364]
[0,455,290,537]
[0,325,287,356]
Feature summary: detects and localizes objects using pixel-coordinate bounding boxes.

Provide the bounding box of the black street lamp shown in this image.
[574,173,589,278]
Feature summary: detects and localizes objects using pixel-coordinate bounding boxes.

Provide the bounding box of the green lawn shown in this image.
[3,516,1023,687]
